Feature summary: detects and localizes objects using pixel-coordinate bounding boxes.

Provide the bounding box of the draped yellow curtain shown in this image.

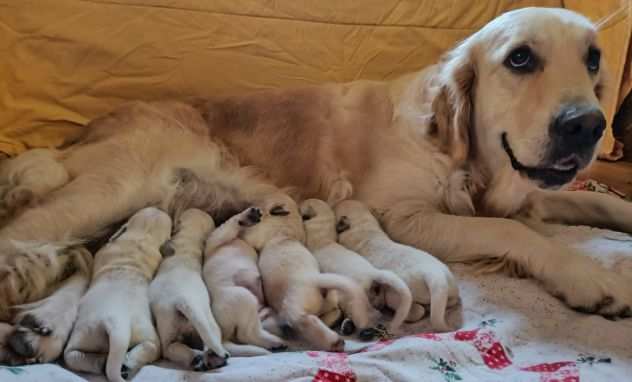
[0,0,628,156]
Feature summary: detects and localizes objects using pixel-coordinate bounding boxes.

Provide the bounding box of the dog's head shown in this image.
[299,198,337,250]
[118,207,173,245]
[432,7,607,191]
[240,193,305,250]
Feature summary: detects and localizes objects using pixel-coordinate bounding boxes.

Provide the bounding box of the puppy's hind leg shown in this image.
[64,349,108,374]
[293,314,344,352]
[121,334,161,379]
[175,300,228,367]
[231,290,285,351]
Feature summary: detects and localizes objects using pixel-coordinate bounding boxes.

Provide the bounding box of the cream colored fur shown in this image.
[149,209,228,371]
[301,199,408,333]
[1,8,631,337]
[336,200,460,332]
[203,207,286,356]
[241,194,374,351]
[64,207,171,382]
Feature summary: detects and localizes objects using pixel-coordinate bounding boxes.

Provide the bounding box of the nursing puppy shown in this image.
[241,194,372,351]
[300,198,411,334]
[149,209,228,371]
[64,207,171,382]
[335,200,459,332]
[203,206,286,356]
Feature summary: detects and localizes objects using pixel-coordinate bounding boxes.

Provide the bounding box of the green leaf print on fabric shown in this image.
[429,356,463,382]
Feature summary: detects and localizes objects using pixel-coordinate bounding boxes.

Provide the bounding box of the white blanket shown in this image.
[2,225,631,382]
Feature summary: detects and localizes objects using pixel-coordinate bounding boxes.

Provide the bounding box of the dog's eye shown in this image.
[586,46,600,74]
[504,46,537,73]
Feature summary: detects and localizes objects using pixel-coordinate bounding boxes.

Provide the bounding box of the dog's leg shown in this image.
[0,149,69,224]
[0,245,91,322]
[383,210,632,319]
[122,337,161,378]
[205,207,262,253]
[522,190,632,234]
[64,350,108,374]
[294,314,344,352]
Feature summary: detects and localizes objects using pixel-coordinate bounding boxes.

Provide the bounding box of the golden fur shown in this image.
[1,8,632,343]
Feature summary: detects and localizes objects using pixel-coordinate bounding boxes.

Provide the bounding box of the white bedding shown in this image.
[2,225,631,382]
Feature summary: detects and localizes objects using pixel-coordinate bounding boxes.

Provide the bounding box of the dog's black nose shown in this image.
[552,105,606,146]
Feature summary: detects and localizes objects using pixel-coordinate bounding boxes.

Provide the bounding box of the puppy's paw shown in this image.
[330,339,345,353]
[120,364,130,379]
[191,350,228,372]
[339,318,356,336]
[542,255,632,320]
[7,313,62,364]
[238,207,262,227]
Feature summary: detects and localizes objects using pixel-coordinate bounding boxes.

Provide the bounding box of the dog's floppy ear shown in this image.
[431,44,475,167]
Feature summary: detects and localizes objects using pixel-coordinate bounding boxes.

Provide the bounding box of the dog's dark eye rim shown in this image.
[504,45,538,73]
[586,46,600,73]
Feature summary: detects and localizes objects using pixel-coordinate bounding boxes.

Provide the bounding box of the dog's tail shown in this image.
[314,273,372,329]
[222,342,271,357]
[427,276,452,332]
[104,316,131,382]
[175,300,228,359]
[373,270,412,333]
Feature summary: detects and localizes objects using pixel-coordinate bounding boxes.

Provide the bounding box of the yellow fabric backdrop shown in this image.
[0,0,629,156]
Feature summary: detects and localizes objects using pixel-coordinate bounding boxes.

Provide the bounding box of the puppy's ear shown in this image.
[159,240,175,257]
[335,216,351,234]
[270,205,290,216]
[431,44,475,167]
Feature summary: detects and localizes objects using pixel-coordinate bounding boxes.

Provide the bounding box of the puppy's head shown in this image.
[433,7,607,191]
[300,198,337,250]
[174,208,216,239]
[240,193,305,250]
[333,200,381,238]
[123,207,173,245]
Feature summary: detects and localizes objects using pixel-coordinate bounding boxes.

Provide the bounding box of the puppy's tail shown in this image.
[223,342,271,357]
[373,270,412,333]
[427,276,451,332]
[105,317,131,382]
[314,273,372,329]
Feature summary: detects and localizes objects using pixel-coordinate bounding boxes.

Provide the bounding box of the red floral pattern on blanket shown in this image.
[306,320,610,382]
[521,362,579,382]
[308,351,357,382]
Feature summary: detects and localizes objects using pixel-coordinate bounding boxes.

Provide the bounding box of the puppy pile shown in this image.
[0,194,460,381]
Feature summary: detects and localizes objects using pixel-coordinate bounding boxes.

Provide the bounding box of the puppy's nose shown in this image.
[552,105,606,145]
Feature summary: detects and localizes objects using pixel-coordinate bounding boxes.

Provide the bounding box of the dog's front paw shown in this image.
[6,313,64,364]
[544,255,632,319]
[238,207,262,227]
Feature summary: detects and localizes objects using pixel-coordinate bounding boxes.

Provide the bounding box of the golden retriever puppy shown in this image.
[300,198,410,334]
[241,194,374,351]
[0,246,92,365]
[203,207,286,356]
[64,207,171,382]
[149,209,228,371]
[0,149,68,224]
[335,200,460,332]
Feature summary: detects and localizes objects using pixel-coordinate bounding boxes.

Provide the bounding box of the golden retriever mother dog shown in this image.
[1,8,632,360]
